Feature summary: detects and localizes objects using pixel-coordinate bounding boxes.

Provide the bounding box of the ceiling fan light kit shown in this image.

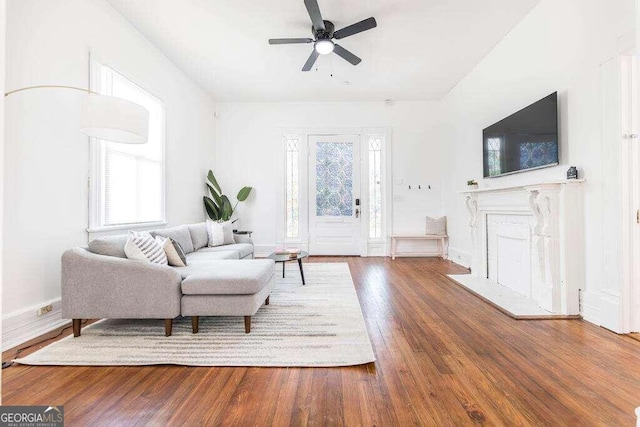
[314,39,334,55]
[268,0,377,71]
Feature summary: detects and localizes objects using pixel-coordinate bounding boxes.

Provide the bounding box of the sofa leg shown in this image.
[244,316,251,334]
[192,316,199,334]
[265,295,270,305]
[72,319,82,337]
[165,319,173,337]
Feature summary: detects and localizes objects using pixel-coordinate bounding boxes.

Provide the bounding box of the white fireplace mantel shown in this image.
[461,180,585,315]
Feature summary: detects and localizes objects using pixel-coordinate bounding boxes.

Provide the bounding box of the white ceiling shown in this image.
[107,0,539,102]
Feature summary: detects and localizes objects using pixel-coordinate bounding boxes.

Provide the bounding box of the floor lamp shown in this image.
[4,85,150,144]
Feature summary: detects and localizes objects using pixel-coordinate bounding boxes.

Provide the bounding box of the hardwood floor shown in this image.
[4,257,640,425]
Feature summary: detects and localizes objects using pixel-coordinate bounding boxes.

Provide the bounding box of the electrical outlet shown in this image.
[37,304,53,316]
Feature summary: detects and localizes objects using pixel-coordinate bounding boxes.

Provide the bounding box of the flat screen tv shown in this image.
[483,92,558,178]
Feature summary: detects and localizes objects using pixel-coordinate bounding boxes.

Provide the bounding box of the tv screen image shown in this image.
[483,92,558,178]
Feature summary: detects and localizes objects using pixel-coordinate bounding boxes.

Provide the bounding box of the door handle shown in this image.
[355,208,360,218]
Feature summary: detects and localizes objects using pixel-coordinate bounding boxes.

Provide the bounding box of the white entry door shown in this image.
[308,135,361,255]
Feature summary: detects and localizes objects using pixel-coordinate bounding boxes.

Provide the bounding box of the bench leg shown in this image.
[244,316,251,334]
[192,316,199,334]
[265,295,270,305]
[165,319,173,337]
[72,319,82,337]
[391,237,397,260]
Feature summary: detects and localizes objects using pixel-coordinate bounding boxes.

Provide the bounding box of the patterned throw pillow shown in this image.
[206,219,224,247]
[124,231,168,265]
[156,236,187,267]
[425,216,447,236]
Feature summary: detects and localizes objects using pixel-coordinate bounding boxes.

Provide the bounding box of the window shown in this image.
[368,137,383,238]
[90,62,165,229]
[285,137,300,238]
[486,137,503,177]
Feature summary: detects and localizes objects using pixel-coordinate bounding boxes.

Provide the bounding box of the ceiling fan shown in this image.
[268,0,377,71]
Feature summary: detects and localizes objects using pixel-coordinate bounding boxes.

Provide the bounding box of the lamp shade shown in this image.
[80,94,149,144]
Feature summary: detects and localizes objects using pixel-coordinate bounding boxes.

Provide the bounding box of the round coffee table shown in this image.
[267,251,309,285]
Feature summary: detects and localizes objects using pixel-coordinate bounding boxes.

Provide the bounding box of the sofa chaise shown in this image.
[61,222,276,336]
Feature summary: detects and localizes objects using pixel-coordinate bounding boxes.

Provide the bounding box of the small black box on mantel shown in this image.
[567,166,578,179]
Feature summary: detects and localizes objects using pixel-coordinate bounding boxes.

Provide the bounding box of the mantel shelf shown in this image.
[459,179,585,194]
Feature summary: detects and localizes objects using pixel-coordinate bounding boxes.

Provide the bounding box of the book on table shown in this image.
[275,248,300,257]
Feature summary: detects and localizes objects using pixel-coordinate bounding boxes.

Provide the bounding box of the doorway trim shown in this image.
[276,127,393,257]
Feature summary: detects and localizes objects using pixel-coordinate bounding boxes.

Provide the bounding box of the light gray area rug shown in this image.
[15,263,375,367]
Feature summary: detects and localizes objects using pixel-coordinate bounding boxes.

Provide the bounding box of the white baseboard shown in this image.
[581,290,602,327]
[2,298,69,351]
[598,291,624,333]
[448,247,472,269]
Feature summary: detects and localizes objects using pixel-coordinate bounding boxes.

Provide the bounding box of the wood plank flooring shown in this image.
[3,257,640,425]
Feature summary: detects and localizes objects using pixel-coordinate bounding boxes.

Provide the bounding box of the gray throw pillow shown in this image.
[170,238,188,266]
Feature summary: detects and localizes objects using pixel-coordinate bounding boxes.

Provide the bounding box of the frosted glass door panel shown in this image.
[315,142,354,217]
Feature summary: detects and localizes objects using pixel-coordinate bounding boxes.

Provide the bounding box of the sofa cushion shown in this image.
[172,252,239,279]
[151,225,194,254]
[181,259,275,295]
[198,243,253,259]
[187,222,208,250]
[87,235,129,258]
[186,251,240,264]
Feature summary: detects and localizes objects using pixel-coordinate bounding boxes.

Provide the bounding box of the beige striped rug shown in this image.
[15,263,375,367]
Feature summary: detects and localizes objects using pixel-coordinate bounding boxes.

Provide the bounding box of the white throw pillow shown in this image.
[156,236,186,267]
[124,231,168,265]
[206,219,225,247]
[221,220,236,245]
[425,216,447,236]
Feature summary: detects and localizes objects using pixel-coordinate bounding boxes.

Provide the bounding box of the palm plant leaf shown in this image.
[203,196,220,220]
[221,195,233,221]
[207,184,222,206]
[207,170,222,194]
[236,186,253,202]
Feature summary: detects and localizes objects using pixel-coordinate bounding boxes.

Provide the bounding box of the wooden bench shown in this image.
[390,235,448,260]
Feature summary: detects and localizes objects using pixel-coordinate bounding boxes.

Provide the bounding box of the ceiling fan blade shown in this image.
[333,17,377,39]
[304,0,325,31]
[269,38,314,45]
[333,44,362,66]
[302,49,320,71]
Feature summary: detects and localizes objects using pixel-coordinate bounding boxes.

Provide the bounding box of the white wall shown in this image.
[0,0,5,396]
[3,0,215,346]
[440,0,635,330]
[213,101,446,255]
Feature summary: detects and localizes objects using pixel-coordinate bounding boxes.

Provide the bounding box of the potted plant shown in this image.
[203,170,253,222]
[467,179,478,189]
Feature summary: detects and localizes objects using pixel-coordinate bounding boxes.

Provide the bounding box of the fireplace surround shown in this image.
[462,180,585,315]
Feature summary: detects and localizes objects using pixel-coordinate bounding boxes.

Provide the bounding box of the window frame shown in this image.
[285,136,301,239]
[87,60,167,233]
[367,135,384,239]
[280,133,309,247]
